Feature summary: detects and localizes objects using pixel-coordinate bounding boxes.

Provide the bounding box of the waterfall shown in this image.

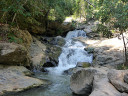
[47,30,93,75]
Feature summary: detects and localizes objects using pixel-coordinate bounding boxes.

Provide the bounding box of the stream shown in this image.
[12,30,93,96]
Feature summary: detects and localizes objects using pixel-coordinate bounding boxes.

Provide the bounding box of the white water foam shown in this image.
[47,30,93,75]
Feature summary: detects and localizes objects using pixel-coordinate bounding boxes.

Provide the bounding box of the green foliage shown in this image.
[0,0,76,30]
[96,24,112,38]
[94,0,128,31]
[117,64,128,70]
[7,33,23,43]
[114,2,128,31]
[71,20,77,28]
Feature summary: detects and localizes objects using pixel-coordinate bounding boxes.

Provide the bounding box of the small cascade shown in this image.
[13,30,93,96]
[47,30,93,75]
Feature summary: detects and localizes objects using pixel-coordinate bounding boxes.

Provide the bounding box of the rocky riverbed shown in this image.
[0,21,128,96]
[70,67,128,96]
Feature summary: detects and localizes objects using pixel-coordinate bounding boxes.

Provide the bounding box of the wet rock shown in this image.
[29,36,62,70]
[40,36,65,47]
[84,47,94,54]
[108,69,128,93]
[63,67,82,75]
[41,68,49,73]
[43,57,58,67]
[56,36,66,46]
[0,65,47,96]
[46,45,62,63]
[0,43,30,66]
[40,37,56,45]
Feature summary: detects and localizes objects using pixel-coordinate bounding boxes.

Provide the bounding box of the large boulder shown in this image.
[70,68,97,95]
[29,36,62,70]
[0,43,30,66]
[108,69,128,93]
[70,67,128,96]
[40,37,62,65]
[29,37,46,67]
[11,28,32,49]
[63,67,83,75]
[0,65,47,96]
[90,71,121,96]
[0,25,32,49]
[46,44,62,63]
[55,36,66,47]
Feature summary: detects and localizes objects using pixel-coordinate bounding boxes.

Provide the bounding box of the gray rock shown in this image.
[84,47,94,54]
[77,36,125,67]
[0,43,30,66]
[121,93,128,96]
[70,68,98,95]
[40,36,65,47]
[63,67,82,75]
[29,36,62,70]
[29,37,46,67]
[90,71,121,96]
[70,67,126,96]
[124,74,128,84]
[108,69,128,93]
[0,65,47,96]
[56,36,66,46]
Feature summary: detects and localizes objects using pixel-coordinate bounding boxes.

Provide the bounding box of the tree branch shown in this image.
[84,0,95,8]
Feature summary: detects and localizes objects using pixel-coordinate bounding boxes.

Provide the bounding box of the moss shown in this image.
[82,62,91,68]
[7,32,23,44]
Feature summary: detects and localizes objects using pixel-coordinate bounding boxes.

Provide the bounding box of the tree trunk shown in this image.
[121,31,128,66]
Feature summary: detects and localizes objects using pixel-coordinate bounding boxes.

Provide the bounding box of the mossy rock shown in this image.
[0,43,30,66]
[76,62,91,68]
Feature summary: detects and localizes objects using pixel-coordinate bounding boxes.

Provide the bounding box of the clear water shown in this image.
[11,30,93,96]
[12,73,71,96]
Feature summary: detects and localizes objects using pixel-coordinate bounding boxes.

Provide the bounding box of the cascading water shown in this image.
[12,30,93,96]
[47,30,93,75]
